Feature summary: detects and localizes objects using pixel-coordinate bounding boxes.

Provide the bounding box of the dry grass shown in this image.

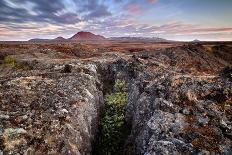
[203,45,214,53]
[184,115,222,152]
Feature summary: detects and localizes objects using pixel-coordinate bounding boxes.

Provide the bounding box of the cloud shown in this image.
[1,18,232,41]
[0,0,81,24]
[147,0,158,4]
[74,0,112,19]
[87,20,232,39]
[0,0,30,22]
[127,4,141,13]
[0,0,231,41]
[84,4,112,19]
[150,22,232,35]
[0,0,112,24]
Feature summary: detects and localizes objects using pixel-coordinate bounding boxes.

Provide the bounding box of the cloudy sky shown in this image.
[0,0,232,41]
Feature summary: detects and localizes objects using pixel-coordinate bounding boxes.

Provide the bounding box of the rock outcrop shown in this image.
[123,45,232,154]
[0,62,104,154]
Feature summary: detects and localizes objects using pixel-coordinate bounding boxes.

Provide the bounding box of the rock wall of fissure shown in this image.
[0,62,104,155]
[122,55,232,155]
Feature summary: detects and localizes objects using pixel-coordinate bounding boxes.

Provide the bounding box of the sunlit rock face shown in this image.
[124,45,232,155]
[126,71,232,154]
[0,62,104,154]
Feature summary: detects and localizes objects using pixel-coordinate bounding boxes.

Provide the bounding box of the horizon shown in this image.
[0,0,232,41]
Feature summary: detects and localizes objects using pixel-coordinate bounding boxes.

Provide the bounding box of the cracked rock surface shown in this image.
[124,45,232,155]
[0,43,232,155]
[0,61,104,154]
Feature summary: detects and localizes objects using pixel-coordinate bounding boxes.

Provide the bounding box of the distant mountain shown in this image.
[192,39,201,42]
[28,32,170,42]
[109,37,169,42]
[28,38,51,42]
[69,31,106,41]
[54,37,66,41]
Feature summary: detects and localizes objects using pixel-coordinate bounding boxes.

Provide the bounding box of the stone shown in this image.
[0,114,10,120]
[197,116,209,126]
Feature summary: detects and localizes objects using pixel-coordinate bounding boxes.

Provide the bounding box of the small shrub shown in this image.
[114,79,128,92]
[3,55,30,70]
[94,79,130,155]
[4,56,16,66]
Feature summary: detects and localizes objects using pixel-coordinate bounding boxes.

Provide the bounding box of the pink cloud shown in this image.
[147,0,158,4]
[155,22,232,35]
[127,4,141,13]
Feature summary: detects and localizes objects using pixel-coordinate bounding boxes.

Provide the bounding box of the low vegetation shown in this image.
[94,79,130,155]
[2,55,30,70]
[4,55,17,66]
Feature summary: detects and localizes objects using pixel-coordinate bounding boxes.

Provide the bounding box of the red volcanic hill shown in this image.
[69,31,106,41]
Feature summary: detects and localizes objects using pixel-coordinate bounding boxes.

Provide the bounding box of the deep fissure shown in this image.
[93,75,131,155]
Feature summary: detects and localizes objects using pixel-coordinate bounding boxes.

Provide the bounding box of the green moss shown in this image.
[94,79,130,155]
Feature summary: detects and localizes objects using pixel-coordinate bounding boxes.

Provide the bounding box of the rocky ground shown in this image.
[0,42,231,154]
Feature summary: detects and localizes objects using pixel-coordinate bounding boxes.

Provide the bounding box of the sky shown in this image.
[0,0,232,41]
